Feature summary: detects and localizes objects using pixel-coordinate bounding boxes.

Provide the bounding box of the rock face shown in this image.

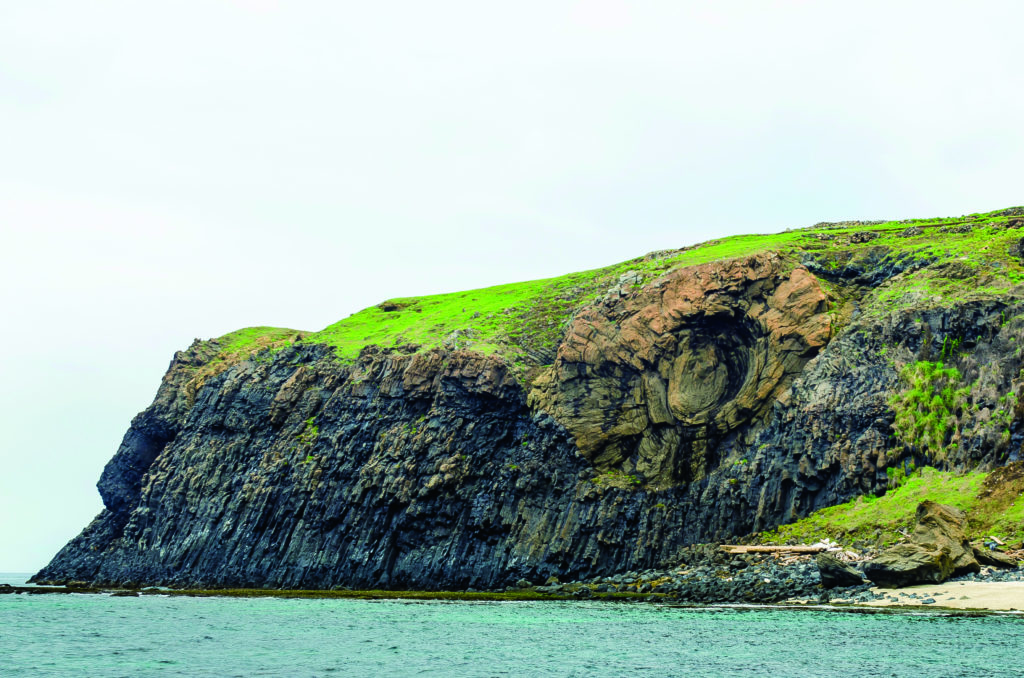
[864,501,980,588]
[816,554,864,589]
[972,547,1020,569]
[529,253,831,487]
[33,247,1024,590]
[863,544,954,588]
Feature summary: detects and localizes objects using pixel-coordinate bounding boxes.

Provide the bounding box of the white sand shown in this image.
[834,581,1024,611]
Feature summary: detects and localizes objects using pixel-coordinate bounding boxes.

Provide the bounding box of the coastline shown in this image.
[14,538,1024,613]
[6,581,1024,614]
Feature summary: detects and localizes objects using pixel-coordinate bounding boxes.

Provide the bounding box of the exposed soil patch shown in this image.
[979,461,1024,501]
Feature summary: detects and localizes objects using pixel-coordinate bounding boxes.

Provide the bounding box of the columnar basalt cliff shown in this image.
[35,209,1024,589]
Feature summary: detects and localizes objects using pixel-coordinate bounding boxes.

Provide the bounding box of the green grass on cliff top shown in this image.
[212,207,1024,365]
[216,327,301,355]
[302,230,821,364]
[205,326,301,365]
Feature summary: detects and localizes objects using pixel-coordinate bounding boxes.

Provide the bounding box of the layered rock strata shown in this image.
[530,253,831,488]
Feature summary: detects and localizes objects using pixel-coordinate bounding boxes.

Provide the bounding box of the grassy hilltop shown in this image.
[212,206,1024,371]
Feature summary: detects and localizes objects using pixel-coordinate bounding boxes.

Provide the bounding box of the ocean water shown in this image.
[2,573,1022,677]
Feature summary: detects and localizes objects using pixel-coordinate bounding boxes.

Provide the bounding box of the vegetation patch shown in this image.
[591,469,643,489]
[296,416,319,448]
[758,466,1024,548]
[186,326,301,391]
[214,326,303,358]
[889,361,969,460]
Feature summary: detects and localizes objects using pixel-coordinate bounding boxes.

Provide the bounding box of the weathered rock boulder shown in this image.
[815,553,864,588]
[863,543,954,588]
[909,501,979,575]
[849,231,880,244]
[972,547,1020,569]
[864,501,980,588]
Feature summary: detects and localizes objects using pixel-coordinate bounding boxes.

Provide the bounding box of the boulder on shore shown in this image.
[816,554,865,588]
[863,501,980,588]
[863,543,954,588]
[972,547,1020,569]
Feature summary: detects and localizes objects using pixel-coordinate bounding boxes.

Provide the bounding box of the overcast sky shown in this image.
[1,1,1022,572]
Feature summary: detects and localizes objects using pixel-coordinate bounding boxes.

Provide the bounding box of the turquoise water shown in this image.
[2,573,1022,677]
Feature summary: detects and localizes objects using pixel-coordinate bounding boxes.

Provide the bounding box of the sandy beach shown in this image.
[836,581,1024,611]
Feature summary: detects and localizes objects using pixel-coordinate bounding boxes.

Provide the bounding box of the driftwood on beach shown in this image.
[719,545,828,554]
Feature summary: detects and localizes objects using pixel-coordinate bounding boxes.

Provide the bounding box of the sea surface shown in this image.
[2,572,1022,677]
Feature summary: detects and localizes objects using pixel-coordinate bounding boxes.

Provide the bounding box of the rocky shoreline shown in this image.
[22,502,1022,611]
[525,544,1024,607]
[530,502,1024,606]
[14,545,1022,610]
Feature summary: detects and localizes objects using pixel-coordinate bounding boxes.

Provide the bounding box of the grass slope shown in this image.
[759,465,1024,548]
[209,206,1024,370]
[189,326,302,385]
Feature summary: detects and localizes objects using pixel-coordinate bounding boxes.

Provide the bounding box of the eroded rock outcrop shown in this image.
[864,501,980,588]
[816,553,865,589]
[530,253,831,487]
[972,547,1020,569]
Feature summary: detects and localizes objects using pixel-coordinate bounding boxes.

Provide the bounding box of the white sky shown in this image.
[1,1,1022,572]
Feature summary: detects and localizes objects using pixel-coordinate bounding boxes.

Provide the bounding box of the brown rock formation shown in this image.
[530,253,831,487]
[911,501,979,575]
[972,547,1020,569]
[864,501,981,588]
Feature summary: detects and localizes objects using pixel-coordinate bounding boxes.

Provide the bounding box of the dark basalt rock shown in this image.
[800,246,936,288]
[815,554,864,589]
[1009,237,1024,261]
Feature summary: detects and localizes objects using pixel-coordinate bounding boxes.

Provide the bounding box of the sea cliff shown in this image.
[35,208,1024,589]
